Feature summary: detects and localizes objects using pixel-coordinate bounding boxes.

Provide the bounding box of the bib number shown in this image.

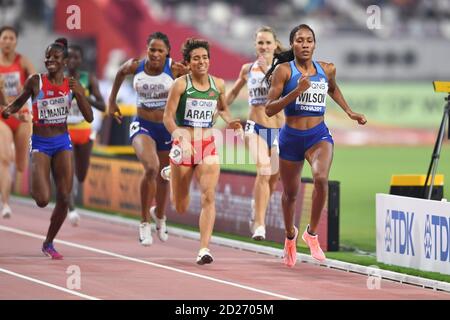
[244,120,255,134]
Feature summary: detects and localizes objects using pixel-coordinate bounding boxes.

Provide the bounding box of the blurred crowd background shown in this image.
[1,0,450,145]
[3,0,450,253]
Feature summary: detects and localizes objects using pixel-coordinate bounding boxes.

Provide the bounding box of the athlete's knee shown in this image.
[201,189,215,208]
[282,190,297,203]
[256,163,273,176]
[175,198,189,214]
[256,173,271,184]
[15,160,27,173]
[76,170,88,183]
[0,152,12,166]
[55,191,71,207]
[269,178,279,194]
[143,165,159,180]
[34,195,50,208]
[313,174,328,191]
[0,158,9,171]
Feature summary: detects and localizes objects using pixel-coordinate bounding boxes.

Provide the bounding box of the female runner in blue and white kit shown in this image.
[2,38,92,259]
[226,26,284,241]
[265,25,367,267]
[109,32,187,246]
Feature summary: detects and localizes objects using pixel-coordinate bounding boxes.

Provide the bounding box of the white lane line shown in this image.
[0,267,100,300]
[0,225,299,300]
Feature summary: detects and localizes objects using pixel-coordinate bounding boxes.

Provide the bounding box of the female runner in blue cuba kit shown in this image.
[2,38,93,259]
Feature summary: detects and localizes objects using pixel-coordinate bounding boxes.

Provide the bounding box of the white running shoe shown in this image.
[249,199,255,234]
[149,206,168,242]
[160,165,171,181]
[68,210,80,226]
[252,225,266,241]
[2,204,12,219]
[139,222,153,246]
[196,248,213,265]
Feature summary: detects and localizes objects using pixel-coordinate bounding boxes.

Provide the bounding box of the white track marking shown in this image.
[0,225,298,300]
[0,267,100,300]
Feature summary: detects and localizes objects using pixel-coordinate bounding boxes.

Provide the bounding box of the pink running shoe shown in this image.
[283,226,298,267]
[302,225,326,262]
[42,243,63,260]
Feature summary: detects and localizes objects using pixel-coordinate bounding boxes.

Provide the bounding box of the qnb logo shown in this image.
[424,215,432,259]
[385,209,415,256]
[384,210,392,252]
[425,214,450,262]
[309,82,327,90]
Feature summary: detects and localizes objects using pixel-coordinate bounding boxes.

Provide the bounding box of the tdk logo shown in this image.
[384,209,415,256]
[424,214,450,262]
[385,210,392,252]
[424,215,432,259]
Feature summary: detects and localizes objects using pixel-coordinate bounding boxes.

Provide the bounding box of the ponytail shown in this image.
[263,24,316,85]
[47,37,69,58]
[263,49,294,85]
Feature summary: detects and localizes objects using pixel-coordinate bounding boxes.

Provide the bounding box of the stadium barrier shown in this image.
[376,193,450,275]
[82,155,340,251]
[10,99,340,251]
[390,174,444,201]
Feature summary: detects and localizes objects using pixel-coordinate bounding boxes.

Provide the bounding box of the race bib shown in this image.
[135,76,172,109]
[2,71,21,97]
[295,80,328,113]
[248,86,268,105]
[183,98,216,128]
[67,99,85,124]
[244,120,255,134]
[37,96,70,124]
[137,88,168,108]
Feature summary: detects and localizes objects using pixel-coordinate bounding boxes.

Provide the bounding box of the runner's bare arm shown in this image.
[0,77,6,106]
[163,76,186,138]
[226,63,250,106]
[1,74,38,118]
[321,62,366,125]
[88,73,106,112]
[265,63,307,117]
[171,61,189,78]
[21,55,36,78]
[108,58,140,123]
[70,77,93,123]
[216,77,241,131]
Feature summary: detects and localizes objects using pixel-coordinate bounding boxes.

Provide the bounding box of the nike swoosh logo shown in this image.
[187,90,195,95]
[164,140,172,145]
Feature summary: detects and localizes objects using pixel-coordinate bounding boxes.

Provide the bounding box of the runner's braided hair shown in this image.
[147,32,171,57]
[47,37,69,58]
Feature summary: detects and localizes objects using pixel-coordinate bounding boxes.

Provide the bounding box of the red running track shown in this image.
[0,201,449,300]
